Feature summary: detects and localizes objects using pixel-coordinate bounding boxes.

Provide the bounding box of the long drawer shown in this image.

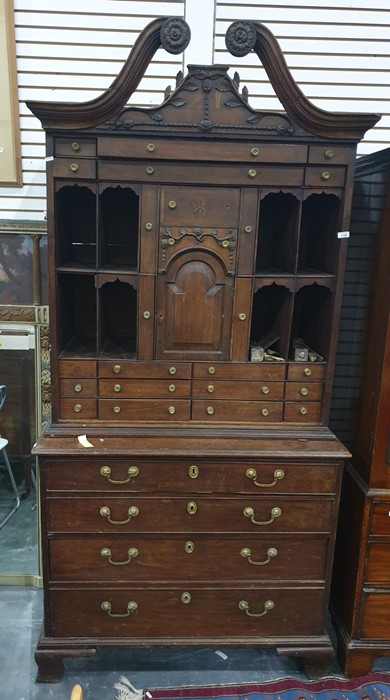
[44,460,339,495]
[48,535,329,582]
[48,586,326,638]
[99,399,191,421]
[192,380,284,400]
[46,496,334,533]
[99,379,191,398]
[192,400,283,422]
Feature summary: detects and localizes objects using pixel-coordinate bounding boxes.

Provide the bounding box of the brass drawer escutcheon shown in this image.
[245,467,285,488]
[181,592,191,604]
[100,465,139,484]
[99,505,139,525]
[101,600,137,617]
[100,547,138,566]
[240,546,278,566]
[185,540,195,553]
[238,599,274,617]
[243,506,281,525]
[188,465,199,478]
[187,501,197,515]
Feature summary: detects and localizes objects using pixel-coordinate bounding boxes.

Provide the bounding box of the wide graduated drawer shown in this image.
[43,459,339,495]
[360,592,390,639]
[365,543,390,584]
[99,399,190,421]
[48,586,327,638]
[99,379,191,399]
[192,380,284,400]
[48,534,329,583]
[98,361,191,379]
[46,496,334,533]
[192,400,283,422]
[370,502,390,536]
[193,362,285,380]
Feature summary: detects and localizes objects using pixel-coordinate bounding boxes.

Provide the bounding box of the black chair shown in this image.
[0,385,20,528]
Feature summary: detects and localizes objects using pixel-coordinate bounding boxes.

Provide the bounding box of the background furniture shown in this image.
[331,148,390,676]
[27,17,377,682]
[0,385,20,528]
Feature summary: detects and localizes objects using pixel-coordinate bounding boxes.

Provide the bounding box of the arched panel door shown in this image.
[156,250,234,361]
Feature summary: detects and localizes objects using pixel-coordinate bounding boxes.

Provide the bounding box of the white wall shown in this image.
[1,0,389,221]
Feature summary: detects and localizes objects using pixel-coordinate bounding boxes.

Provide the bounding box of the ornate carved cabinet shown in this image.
[27,17,378,682]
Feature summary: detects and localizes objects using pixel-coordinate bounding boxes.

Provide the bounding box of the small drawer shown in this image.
[287,363,326,381]
[191,400,283,422]
[98,399,191,421]
[284,382,323,402]
[305,166,345,187]
[370,502,390,536]
[99,378,191,399]
[284,402,322,423]
[54,138,96,157]
[59,398,97,420]
[360,591,390,639]
[192,380,284,400]
[193,362,286,381]
[53,158,96,179]
[58,359,97,378]
[59,378,97,397]
[365,542,390,584]
[308,145,353,164]
[98,360,191,379]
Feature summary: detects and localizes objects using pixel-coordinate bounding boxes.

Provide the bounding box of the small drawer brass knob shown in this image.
[207,406,214,415]
[113,364,121,374]
[221,240,229,248]
[207,385,215,393]
[321,170,330,180]
[147,143,155,152]
[168,384,176,392]
[251,147,260,156]
[70,163,79,172]
[71,142,80,151]
[248,169,257,178]
[244,225,252,233]
[261,408,270,416]
[145,222,153,231]
[238,313,247,321]
[169,366,177,375]
[208,366,216,375]
[304,367,312,376]
[74,384,82,393]
[146,166,154,175]
[114,384,121,393]
[143,311,151,319]
[168,200,177,208]
[114,406,121,414]
[168,406,176,414]
[324,148,334,159]
[300,387,309,396]
[300,406,308,415]
[74,403,82,413]
[261,386,270,395]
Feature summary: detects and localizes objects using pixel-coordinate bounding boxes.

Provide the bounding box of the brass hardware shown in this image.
[113,384,121,393]
[147,143,155,152]
[300,387,309,396]
[188,465,199,478]
[74,404,82,413]
[168,200,177,209]
[71,142,80,151]
[181,592,191,604]
[100,546,139,566]
[74,384,82,393]
[101,600,137,617]
[261,408,269,417]
[207,385,215,393]
[145,222,153,231]
[244,225,252,233]
[261,386,270,395]
[70,163,79,172]
[100,465,139,484]
[114,406,121,414]
[238,313,247,321]
[113,364,121,374]
[240,546,278,565]
[243,506,281,525]
[221,240,229,248]
[208,366,216,375]
[168,238,175,245]
[168,384,176,393]
[168,406,176,414]
[169,367,177,375]
[185,541,195,553]
[321,170,330,180]
[207,406,214,415]
[324,148,334,159]
[187,501,197,515]
[99,505,139,525]
[143,311,151,319]
[248,169,257,178]
[304,367,312,376]
[146,166,154,175]
[246,467,285,488]
[250,147,260,156]
[300,406,308,415]
[238,599,274,617]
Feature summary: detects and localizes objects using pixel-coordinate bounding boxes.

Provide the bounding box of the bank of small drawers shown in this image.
[43,455,339,640]
[57,359,326,424]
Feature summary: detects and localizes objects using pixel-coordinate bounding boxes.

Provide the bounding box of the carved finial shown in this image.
[225,21,257,57]
[160,17,191,54]
[164,85,172,100]
[233,71,240,89]
[242,85,249,103]
[176,70,184,87]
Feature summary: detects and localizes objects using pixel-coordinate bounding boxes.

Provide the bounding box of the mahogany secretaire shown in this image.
[27,17,379,681]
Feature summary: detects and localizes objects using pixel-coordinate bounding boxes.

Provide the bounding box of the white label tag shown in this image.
[45,156,54,162]
[338,231,350,238]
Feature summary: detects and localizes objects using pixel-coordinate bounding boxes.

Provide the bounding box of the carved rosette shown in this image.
[160,18,191,55]
[225,21,257,57]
